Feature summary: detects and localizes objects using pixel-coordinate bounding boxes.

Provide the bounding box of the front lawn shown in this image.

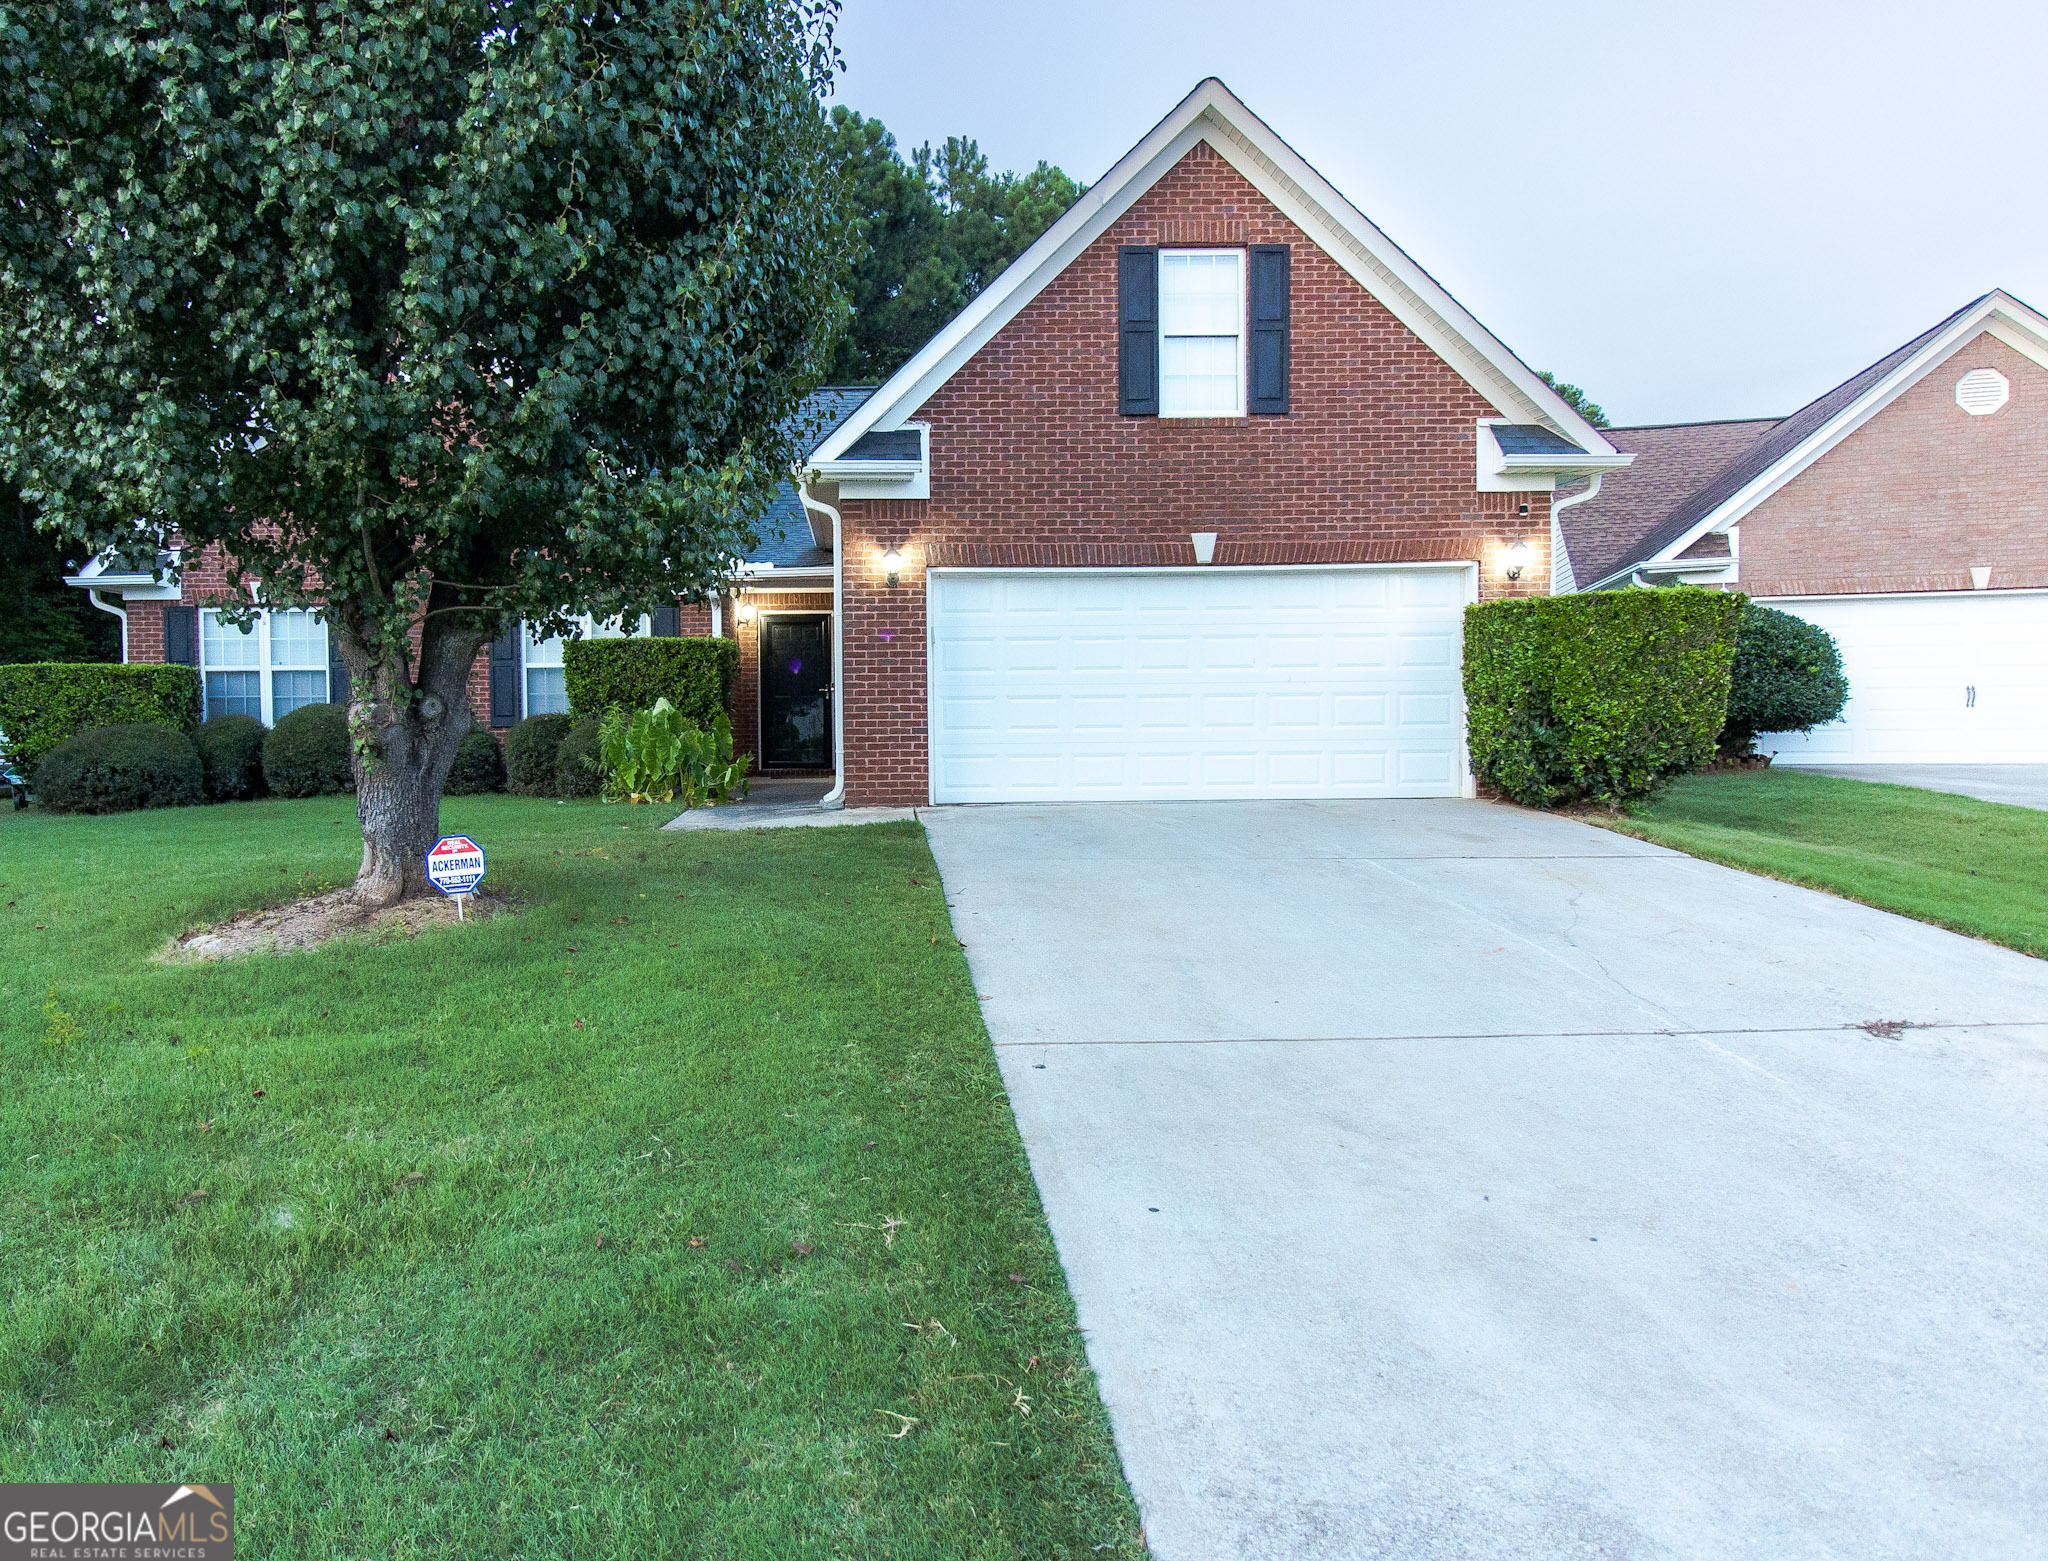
[1597,768,2048,959]
[0,797,1141,1558]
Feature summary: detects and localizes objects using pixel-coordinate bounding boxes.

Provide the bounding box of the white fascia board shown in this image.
[813,78,1620,460]
[810,425,928,499]
[64,545,183,600]
[1475,420,1633,492]
[734,567,832,585]
[1640,290,2048,570]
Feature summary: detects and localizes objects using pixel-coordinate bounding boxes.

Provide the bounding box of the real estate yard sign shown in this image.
[425,835,486,917]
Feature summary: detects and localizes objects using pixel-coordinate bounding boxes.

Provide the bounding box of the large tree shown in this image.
[2,0,850,900]
[0,484,119,664]
[825,108,1081,382]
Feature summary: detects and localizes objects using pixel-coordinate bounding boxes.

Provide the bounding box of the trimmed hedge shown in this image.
[263,702,353,798]
[195,714,268,802]
[1723,601,1849,753]
[446,728,507,795]
[506,713,573,796]
[35,722,203,813]
[1464,587,1743,807]
[564,638,735,729]
[555,714,604,798]
[0,662,201,772]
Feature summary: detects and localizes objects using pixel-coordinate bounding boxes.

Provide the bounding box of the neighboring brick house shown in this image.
[1558,290,2048,763]
[69,79,1628,801]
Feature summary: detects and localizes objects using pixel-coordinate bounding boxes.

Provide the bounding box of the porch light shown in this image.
[1503,538,1533,582]
[881,547,903,586]
[736,600,758,624]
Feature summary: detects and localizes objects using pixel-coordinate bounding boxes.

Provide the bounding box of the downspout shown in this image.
[88,589,129,661]
[710,588,722,639]
[1548,473,1603,594]
[797,479,846,809]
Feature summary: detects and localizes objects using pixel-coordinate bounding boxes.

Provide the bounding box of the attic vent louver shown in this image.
[1956,367,2010,416]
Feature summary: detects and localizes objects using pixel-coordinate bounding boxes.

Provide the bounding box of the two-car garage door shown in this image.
[927,566,1471,803]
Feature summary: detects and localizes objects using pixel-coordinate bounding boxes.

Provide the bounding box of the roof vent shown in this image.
[1956,367,2010,416]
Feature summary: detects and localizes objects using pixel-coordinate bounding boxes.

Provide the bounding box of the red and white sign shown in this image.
[425,835,486,897]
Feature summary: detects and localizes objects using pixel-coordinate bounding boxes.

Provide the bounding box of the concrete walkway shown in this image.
[922,799,2048,1560]
[1802,763,2048,811]
[660,776,917,831]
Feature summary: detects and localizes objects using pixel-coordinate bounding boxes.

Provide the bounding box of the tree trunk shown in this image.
[345,602,487,907]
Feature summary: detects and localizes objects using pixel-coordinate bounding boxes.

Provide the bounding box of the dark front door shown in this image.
[760,614,832,769]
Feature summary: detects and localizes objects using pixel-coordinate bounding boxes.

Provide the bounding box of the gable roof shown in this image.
[1557,418,1781,588]
[1581,290,2048,587]
[812,78,1618,464]
[742,386,876,570]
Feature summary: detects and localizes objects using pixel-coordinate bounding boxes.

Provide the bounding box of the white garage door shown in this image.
[1764,591,2048,764]
[927,566,1471,803]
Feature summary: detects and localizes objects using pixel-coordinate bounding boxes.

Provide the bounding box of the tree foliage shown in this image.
[0,484,117,664]
[1538,371,1610,429]
[825,106,1083,381]
[1,0,851,897]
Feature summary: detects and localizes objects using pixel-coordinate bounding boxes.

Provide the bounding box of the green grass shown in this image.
[1597,768,2048,959]
[0,796,1142,1559]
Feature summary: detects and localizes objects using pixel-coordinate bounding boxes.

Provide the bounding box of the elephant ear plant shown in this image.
[0,0,848,903]
[599,700,750,808]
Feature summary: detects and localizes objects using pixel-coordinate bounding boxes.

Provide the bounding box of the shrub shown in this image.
[35,722,203,813]
[563,637,735,729]
[1722,601,1849,753]
[263,702,353,798]
[1464,587,1743,808]
[446,728,507,795]
[599,700,751,806]
[554,714,605,798]
[0,662,201,773]
[506,713,574,796]
[195,714,268,801]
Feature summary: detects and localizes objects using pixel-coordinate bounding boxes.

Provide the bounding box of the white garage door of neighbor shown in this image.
[1764,591,2048,765]
[927,566,1471,803]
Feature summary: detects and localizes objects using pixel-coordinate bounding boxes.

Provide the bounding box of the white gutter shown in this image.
[1548,474,1604,594]
[87,589,129,661]
[797,481,846,809]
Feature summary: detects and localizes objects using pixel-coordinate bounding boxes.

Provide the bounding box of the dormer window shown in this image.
[1159,250,1245,416]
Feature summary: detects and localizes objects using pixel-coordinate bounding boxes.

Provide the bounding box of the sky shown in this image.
[832,0,2047,428]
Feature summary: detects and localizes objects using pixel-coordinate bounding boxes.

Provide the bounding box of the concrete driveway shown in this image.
[921,800,2048,1561]
[1805,763,2048,811]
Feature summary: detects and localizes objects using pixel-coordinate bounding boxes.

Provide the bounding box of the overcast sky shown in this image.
[833,0,2045,427]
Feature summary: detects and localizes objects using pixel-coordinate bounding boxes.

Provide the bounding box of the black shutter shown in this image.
[327,635,350,706]
[650,604,681,637]
[1248,245,1291,415]
[1118,246,1159,416]
[162,605,197,666]
[488,624,521,726]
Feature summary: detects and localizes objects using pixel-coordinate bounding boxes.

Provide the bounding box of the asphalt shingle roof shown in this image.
[742,386,877,569]
[1492,423,1589,456]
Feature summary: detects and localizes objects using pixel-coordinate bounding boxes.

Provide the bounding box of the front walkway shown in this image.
[661,775,917,831]
[1803,762,2048,811]
[923,798,2048,1560]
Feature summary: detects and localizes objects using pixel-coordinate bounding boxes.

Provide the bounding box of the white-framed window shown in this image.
[200,608,329,724]
[521,613,653,718]
[1159,249,1245,417]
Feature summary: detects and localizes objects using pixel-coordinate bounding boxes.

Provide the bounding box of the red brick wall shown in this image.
[1738,333,2048,598]
[837,141,1551,805]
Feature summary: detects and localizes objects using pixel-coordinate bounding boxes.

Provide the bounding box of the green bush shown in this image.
[35,722,203,813]
[554,714,605,798]
[564,637,735,729]
[505,713,574,796]
[1722,601,1849,753]
[263,702,353,798]
[599,700,750,807]
[0,662,201,772]
[1464,587,1743,808]
[195,714,268,801]
[446,727,507,795]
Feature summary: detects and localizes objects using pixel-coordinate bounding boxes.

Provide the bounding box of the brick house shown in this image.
[70,80,1629,803]
[1557,290,2048,763]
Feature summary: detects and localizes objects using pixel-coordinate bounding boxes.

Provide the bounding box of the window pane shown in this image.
[1159,251,1242,336]
[272,670,328,719]
[269,610,326,668]
[200,611,260,668]
[525,624,565,668]
[205,670,261,719]
[1161,334,1241,415]
[526,666,568,715]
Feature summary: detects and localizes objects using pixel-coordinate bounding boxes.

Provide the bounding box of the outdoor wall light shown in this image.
[1503,538,1533,582]
[735,600,758,625]
[881,547,903,586]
